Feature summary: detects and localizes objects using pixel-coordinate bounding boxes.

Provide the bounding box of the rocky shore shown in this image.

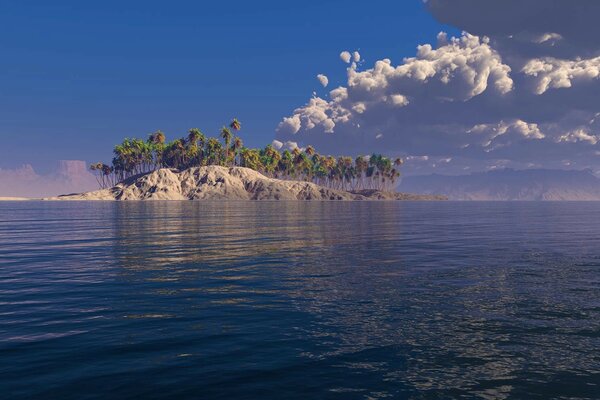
[45,166,447,201]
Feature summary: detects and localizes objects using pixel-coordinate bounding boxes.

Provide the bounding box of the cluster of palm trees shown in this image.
[90,119,403,192]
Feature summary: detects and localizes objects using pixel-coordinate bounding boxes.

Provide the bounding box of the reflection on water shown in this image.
[1,201,599,399]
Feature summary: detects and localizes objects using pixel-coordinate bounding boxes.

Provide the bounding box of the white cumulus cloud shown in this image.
[340,51,352,63]
[558,129,599,145]
[468,120,545,150]
[278,33,514,147]
[276,2,600,175]
[316,74,329,87]
[272,140,300,151]
[522,55,600,94]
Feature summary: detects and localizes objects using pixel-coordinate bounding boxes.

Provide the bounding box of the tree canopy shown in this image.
[90,119,403,192]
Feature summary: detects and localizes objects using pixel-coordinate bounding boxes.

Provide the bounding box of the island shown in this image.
[46,165,446,201]
[46,119,446,201]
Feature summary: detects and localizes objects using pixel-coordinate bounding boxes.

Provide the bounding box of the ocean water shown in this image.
[1,201,599,399]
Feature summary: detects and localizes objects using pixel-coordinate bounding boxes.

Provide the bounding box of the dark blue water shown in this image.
[1,202,599,399]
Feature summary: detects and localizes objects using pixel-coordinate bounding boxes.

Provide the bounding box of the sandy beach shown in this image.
[0,197,34,201]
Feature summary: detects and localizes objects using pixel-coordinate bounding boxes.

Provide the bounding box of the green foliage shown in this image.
[92,118,403,192]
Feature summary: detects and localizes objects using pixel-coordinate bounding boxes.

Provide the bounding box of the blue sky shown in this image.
[0,0,455,172]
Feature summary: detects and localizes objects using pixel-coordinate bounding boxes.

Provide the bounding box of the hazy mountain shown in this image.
[0,161,97,198]
[399,169,600,201]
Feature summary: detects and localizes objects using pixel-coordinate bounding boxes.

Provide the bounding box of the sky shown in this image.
[278,1,600,175]
[0,0,454,173]
[2,0,600,183]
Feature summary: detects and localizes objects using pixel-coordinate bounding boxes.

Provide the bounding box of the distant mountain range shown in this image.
[399,169,600,200]
[0,160,97,197]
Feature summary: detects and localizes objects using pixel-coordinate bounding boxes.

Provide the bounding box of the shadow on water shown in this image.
[0,201,599,399]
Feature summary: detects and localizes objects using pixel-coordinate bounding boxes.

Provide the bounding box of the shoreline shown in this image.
[40,196,447,202]
[0,197,35,201]
[43,166,447,202]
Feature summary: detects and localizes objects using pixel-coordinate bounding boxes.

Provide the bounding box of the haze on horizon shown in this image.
[1,0,600,197]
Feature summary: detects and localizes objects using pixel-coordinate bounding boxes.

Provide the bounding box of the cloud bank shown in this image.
[0,160,97,197]
[276,1,600,175]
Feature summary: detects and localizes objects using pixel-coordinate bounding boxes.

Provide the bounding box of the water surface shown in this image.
[1,202,599,399]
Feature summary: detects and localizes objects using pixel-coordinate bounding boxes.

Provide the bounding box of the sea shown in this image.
[1,201,599,399]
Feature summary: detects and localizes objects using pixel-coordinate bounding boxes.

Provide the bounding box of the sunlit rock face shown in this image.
[46,165,445,201]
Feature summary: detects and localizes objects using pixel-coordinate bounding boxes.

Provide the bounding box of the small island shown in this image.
[48,119,446,201]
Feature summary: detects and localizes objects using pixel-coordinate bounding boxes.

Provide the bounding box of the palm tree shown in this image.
[134,138,153,173]
[389,168,401,190]
[112,139,138,180]
[279,150,294,178]
[90,162,103,188]
[206,138,223,166]
[260,144,281,176]
[187,128,205,167]
[323,156,336,188]
[95,121,406,193]
[313,160,328,186]
[148,131,166,168]
[354,156,368,189]
[230,118,241,132]
[102,164,115,187]
[231,136,243,166]
[197,130,208,166]
[337,156,353,190]
[187,128,201,146]
[296,153,313,181]
[164,139,187,169]
[240,148,263,171]
[90,162,115,188]
[220,126,233,165]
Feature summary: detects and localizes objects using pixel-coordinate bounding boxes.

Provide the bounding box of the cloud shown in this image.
[340,51,352,63]
[522,55,600,94]
[0,160,97,197]
[467,120,545,150]
[425,0,600,58]
[347,33,513,100]
[272,140,300,151]
[558,129,599,145]
[534,33,563,45]
[275,2,600,175]
[277,33,519,155]
[278,93,350,135]
[316,74,329,87]
[280,33,513,142]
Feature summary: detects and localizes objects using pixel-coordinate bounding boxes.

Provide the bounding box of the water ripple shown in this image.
[0,201,599,399]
